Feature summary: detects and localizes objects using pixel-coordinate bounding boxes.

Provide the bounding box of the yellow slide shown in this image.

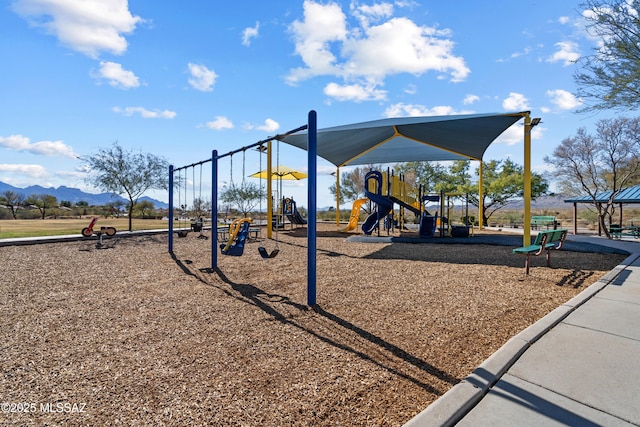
[222,218,252,252]
[341,198,369,232]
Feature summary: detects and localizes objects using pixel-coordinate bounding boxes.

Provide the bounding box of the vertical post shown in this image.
[335,167,340,226]
[267,141,273,239]
[212,150,218,270]
[307,110,317,306]
[478,161,483,230]
[168,165,174,253]
[524,113,532,246]
[573,202,578,235]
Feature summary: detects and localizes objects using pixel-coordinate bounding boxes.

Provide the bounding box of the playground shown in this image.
[0,223,626,426]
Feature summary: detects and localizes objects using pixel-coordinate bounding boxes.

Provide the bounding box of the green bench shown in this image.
[513,229,568,275]
[531,215,557,230]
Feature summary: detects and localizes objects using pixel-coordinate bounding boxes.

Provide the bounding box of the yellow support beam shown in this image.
[523,113,532,246]
[267,141,273,239]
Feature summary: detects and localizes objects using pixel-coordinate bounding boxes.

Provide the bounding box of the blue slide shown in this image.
[419,211,438,238]
[362,170,394,235]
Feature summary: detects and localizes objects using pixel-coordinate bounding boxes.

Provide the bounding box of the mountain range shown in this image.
[0,181,168,209]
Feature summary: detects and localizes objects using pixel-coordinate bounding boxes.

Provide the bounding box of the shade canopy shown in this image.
[249,165,308,180]
[279,112,526,167]
[565,185,640,204]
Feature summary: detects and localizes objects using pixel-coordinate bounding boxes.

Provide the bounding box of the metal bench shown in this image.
[513,229,568,275]
[531,215,557,230]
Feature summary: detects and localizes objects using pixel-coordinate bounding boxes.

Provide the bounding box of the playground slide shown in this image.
[419,212,438,238]
[362,193,394,235]
[341,198,369,232]
[287,210,307,225]
[221,218,251,255]
[283,197,307,225]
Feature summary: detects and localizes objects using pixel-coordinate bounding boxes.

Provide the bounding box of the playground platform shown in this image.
[404,232,640,426]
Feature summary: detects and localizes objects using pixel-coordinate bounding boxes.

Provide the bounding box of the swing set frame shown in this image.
[168,110,318,305]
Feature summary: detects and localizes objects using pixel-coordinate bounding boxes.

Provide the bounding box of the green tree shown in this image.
[329,166,371,205]
[135,200,156,218]
[461,159,549,226]
[83,142,169,231]
[25,194,58,219]
[0,190,25,219]
[545,117,640,238]
[220,181,263,218]
[574,0,640,112]
[394,162,450,193]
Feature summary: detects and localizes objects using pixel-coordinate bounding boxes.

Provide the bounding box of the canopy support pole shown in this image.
[478,161,483,230]
[267,141,273,239]
[524,113,532,246]
[335,167,341,226]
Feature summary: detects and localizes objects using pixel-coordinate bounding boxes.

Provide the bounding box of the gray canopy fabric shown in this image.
[279,112,527,167]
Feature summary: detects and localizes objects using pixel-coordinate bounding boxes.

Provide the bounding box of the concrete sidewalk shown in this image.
[405,235,640,426]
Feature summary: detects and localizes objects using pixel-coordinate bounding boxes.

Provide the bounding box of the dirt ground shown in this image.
[0,223,627,426]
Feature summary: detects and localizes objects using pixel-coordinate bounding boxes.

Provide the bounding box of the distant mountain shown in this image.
[506,194,570,210]
[0,181,168,209]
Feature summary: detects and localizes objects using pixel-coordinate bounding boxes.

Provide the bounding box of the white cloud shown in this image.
[187,63,217,92]
[287,0,469,101]
[494,123,544,146]
[245,119,280,133]
[463,94,479,105]
[342,17,469,81]
[546,89,583,110]
[12,0,143,58]
[558,16,570,25]
[92,61,140,89]
[351,1,394,28]
[547,41,580,66]
[384,103,473,117]
[497,46,532,62]
[502,92,530,111]
[323,81,387,102]
[404,84,417,95]
[0,163,49,178]
[205,116,234,130]
[0,134,78,158]
[112,106,176,119]
[287,0,348,84]
[242,22,260,46]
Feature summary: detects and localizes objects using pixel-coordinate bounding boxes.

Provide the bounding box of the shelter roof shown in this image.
[565,185,640,204]
[279,112,527,167]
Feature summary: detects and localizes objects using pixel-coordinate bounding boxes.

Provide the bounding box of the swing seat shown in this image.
[258,246,279,259]
[177,230,189,238]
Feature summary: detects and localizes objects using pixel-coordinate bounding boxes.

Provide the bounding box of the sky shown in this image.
[0,0,621,209]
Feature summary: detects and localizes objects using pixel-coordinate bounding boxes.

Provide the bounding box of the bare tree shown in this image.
[545,117,640,237]
[0,190,25,219]
[84,142,168,231]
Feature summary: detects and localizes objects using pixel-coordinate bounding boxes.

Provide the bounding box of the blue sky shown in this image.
[0,0,616,208]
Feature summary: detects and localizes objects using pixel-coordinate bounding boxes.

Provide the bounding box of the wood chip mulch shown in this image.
[0,224,626,426]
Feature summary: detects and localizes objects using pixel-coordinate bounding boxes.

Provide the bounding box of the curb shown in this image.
[403,251,640,427]
[0,229,169,247]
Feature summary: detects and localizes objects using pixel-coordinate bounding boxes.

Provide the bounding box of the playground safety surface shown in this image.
[0,224,628,426]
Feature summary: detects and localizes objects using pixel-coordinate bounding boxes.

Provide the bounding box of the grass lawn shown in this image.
[0,217,169,239]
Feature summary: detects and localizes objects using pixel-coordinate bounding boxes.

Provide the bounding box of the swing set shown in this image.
[168,123,306,263]
[173,162,210,239]
[168,110,318,306]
